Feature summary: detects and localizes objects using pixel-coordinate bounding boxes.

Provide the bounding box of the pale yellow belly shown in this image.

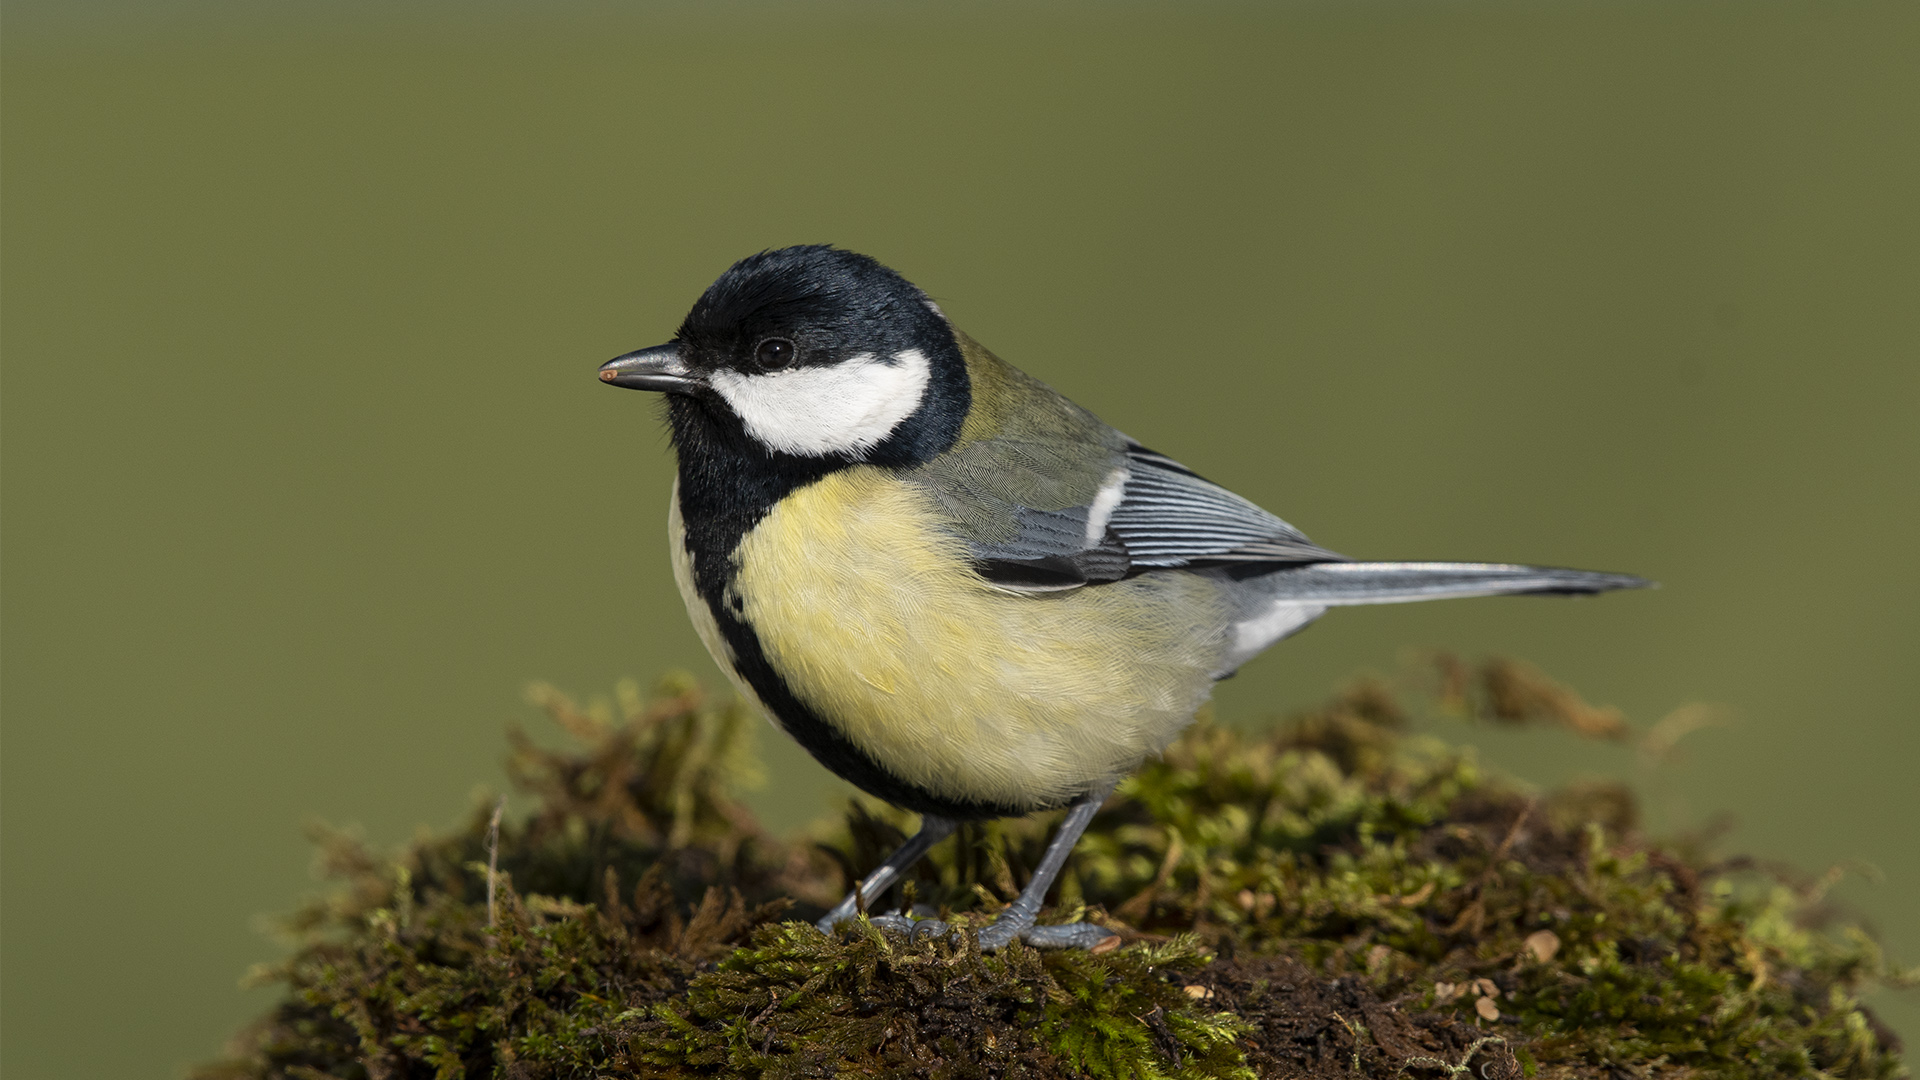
[721,467,1230,809]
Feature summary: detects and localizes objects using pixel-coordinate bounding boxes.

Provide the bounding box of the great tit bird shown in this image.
[599,245,1647,950]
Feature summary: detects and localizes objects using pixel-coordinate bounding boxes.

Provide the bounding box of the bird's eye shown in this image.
[754,338,796,371]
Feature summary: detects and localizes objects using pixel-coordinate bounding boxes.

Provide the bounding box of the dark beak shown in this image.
[598,343,702,393]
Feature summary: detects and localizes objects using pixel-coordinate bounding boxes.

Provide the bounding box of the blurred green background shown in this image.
[4,1,1916,1075]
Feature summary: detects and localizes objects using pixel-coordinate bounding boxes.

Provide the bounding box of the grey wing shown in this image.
[1111,447,1340,568]
[962,443,1344,590]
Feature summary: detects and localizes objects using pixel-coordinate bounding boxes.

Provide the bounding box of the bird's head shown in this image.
[600,246,970,466]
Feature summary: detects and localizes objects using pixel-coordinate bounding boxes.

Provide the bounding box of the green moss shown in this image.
[629,924,1249,1079]
[199,660,1912,1080]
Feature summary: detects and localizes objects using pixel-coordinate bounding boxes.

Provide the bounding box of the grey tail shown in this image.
[1248,561,1652,605]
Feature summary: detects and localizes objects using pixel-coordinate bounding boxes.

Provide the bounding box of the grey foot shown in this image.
[819,787,1119,952]
[868,912,953,942]
[976,916,1115,951]
[863,911,1115,950]
[820,901,944,935]
[1018,921,1118,949]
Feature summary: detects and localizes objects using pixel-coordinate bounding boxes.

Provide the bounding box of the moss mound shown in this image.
[197,662,1911,1079]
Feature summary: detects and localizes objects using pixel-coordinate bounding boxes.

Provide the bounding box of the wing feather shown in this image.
[905,340,1338,589]
[1107,446,1340,567]
[917,437,1341,589]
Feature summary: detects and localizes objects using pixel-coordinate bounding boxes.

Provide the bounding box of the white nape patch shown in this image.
[924,300,947,321]
[1084,468,1130,544]
[710,348,932,457]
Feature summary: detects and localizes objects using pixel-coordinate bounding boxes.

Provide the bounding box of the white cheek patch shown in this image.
[710,348,932,457]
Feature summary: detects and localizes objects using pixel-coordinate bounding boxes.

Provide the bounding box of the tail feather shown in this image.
[1249,561,1652,605]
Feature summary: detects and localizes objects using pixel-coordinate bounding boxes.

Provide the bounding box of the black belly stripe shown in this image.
[666,394,1027,821]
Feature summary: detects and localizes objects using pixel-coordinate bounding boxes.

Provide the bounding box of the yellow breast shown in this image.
[723,467,1230,809]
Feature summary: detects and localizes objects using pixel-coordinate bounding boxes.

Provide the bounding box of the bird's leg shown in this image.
[975,783,1118,951]
[815,814,958,934]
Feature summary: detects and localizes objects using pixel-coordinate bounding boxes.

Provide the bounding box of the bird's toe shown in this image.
[1020,922,1117,950]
